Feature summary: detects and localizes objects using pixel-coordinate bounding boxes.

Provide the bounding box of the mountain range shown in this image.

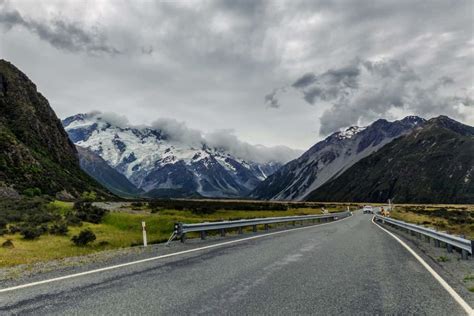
[250,116,426,200]
[1,59,472,203]
[306,116,474,203]
[62,113,293,198]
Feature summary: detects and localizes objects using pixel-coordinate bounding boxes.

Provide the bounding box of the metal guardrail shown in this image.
[174,211,352,242]
[374,214,473,259]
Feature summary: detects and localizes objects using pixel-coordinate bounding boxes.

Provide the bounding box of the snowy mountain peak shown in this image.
[62,112,293,197]
[335,126,367,140]
[251,116,425,201]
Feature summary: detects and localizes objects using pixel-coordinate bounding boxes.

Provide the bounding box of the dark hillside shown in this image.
[307,116,474,204]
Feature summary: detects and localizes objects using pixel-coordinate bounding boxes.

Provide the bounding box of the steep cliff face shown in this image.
[0,60,108,197]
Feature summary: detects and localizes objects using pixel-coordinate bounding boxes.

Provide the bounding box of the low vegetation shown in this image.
[0,199,355,267]
[389,204,474,239]
[1,198,472,268]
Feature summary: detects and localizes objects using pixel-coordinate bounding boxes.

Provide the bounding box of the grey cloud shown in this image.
[206,129,302,163]
[132,115,300,163]
[1,0,472,150]
[292,73,317,89]
[0,9,120,55]
[271,58,473,135]
[264,89,281,108]
[151,118,204,146]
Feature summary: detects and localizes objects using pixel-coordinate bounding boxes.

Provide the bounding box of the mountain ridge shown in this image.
[306,116,474,203]
[63,113,292,198]
[250,115,425,200]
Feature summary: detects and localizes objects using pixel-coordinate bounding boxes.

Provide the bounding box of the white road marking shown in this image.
[0,214,352,293]
[372,217,474,315]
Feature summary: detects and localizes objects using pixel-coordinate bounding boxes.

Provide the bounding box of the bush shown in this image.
[49,222,69,235]
[81,191,97,202]
[71,229,96,246]
[65,213,82,226]
[73,202,108,224]
[9,225,21,234]
[23,187,42,197]
[20,225,43,240]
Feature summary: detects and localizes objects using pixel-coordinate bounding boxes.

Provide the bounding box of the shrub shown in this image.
[81,191,97,202]
[65,213,82,226]
[49,222,69,235]
[73,202,108,224]
[20,225,43,240]
[71,229,96,246]
[9,225,21,234]
[23,187,42,197]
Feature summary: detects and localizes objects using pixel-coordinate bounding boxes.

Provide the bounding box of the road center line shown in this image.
[0,214,352,294]
[372,216,473,315]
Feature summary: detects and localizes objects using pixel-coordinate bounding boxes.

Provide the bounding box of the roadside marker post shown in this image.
[142,221,148,247]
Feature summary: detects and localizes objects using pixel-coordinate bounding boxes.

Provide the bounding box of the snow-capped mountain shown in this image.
[62,113,292,198]
[250,116,426,201]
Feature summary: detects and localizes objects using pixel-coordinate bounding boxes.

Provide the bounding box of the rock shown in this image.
[55,190,75,201]
[0,185,20,199]
[1,239,14,249]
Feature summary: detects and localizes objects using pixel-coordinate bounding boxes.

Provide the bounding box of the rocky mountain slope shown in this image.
[0,60,108,198]
[306,116,474,203]
[76,146,142,197]
[250,116,425,200]
[63,113,289,198]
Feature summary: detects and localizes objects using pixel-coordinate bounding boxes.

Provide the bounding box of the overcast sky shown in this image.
[1,0,473,149]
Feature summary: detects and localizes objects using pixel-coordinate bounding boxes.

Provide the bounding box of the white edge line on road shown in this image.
[372,216,473,316]
[0,214,352,294]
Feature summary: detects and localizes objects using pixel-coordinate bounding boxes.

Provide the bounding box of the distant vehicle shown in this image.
[363,206,373,214]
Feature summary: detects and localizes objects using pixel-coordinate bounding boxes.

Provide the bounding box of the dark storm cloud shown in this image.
[0,9,120,55]
[272,59,473,135]
[0,0,472,149]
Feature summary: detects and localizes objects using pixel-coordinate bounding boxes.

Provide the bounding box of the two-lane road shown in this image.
[1,212,470,315]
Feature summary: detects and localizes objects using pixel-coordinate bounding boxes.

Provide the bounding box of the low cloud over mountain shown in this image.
[82,111,301,164]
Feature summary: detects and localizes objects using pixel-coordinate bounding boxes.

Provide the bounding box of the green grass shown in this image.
[0,203,343,267]
[463,274,474,282]
[389,205,474,239]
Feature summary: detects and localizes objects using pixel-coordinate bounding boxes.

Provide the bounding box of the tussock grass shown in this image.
[389,205,473,239]
[0,202,347,267]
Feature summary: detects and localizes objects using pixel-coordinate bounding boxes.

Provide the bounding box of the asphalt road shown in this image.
[0,212,469,315]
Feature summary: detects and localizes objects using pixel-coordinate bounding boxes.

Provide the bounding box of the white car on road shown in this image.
[363,206,373,214]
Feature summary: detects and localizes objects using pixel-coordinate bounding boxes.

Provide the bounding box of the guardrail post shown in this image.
[252,225,257,232]
[220,229,225,237]
[264,224,269,231]
[238,227,243,234]
[434,239,440,247]
[424,236,430,243]
[461,249,468,260]
[180,233,186,243]
[292,221,296,226]
[447,244,453,253]
[200,231,206,240]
